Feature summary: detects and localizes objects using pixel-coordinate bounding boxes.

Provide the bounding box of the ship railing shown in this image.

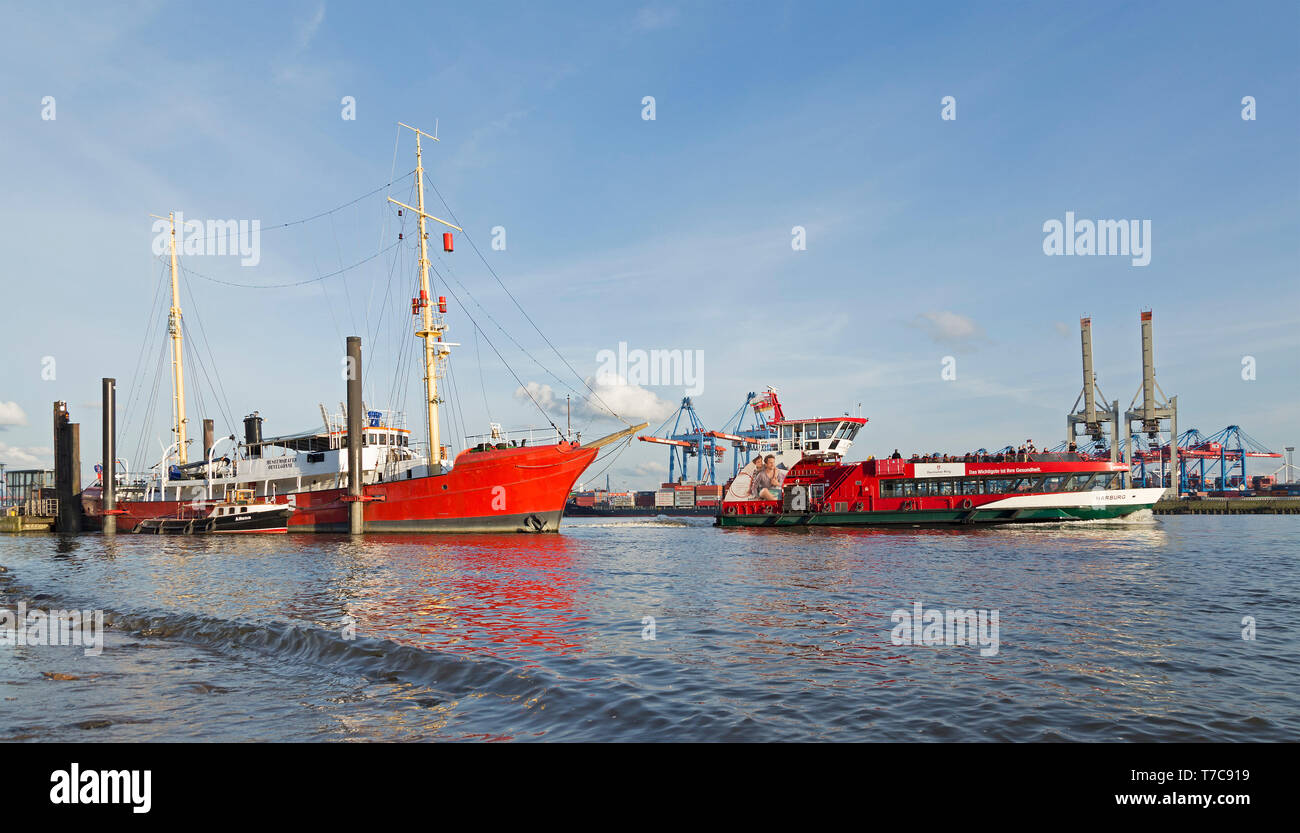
[464,426,556,446]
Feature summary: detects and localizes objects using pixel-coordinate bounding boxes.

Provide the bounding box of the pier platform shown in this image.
[1155,496,1300,515]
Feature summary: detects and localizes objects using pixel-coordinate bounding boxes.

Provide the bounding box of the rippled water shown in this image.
[1,514,1297,741]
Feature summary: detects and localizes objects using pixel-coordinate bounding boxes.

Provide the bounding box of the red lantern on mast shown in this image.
[442,232,453,252]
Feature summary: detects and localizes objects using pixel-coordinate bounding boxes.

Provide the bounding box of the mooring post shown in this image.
[202,418,214,462]
[53,401,82,533]
[102,379,117,535]
[346,336,364,534]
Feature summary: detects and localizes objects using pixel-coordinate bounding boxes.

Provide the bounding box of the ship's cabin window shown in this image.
[818,422,836,439]
[780,425,793,441]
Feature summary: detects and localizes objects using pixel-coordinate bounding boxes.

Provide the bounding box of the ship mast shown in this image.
[152,211,189,465]
[387,122,462,472]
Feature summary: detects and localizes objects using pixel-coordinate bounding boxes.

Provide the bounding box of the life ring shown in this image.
[960,498,974,510]
[901,499,914,511]
[726,505,737,515]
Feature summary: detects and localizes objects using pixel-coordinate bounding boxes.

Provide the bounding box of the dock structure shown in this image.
[1155,497,1300,515]
[52,401,82,533]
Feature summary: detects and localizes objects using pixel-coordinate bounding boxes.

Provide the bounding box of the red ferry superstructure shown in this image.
[85,123,641,534]
[717,392,1164,527]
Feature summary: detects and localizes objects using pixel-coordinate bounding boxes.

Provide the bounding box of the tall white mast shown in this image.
[387,122,461,471]
[152,211,189,465]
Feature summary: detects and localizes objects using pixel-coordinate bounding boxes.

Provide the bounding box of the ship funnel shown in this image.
[244,412,264,458]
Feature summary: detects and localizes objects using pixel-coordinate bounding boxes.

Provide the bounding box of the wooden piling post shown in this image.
[346,336,364,534]
[53,402,82,533]
[102,379,117,535]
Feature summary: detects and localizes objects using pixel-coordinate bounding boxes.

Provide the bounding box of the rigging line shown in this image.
[431,257,599,412]
[473,323,492,423]
[180,314,228,441]
[443,356,466,456]
[127,281,171,467]
[374,206,410,403]
[580,434,637,487]
[327,210,358,337]
[179,265,237,433]
[183,333,208,435]
[163,173,415,248]
[365,126,405,337]
[121,257,169,439]
[133,338,168,474]
[437,278,564,440]
[180,241,401,288]
[312,250,345,348]
[427,180,626,423]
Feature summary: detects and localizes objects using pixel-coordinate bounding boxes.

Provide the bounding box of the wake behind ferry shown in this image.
[83,123,642,534]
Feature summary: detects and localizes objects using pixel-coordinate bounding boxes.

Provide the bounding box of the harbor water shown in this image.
[1,514,1297,741]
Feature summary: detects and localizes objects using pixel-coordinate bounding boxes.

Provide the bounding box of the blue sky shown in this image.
[0,1,1296,488]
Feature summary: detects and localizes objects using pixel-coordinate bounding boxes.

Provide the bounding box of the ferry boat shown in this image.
[716,393,1165,527]
[84,124,642,534]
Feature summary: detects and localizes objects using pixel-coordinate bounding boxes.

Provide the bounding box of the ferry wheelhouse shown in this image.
[717,400,1164,527]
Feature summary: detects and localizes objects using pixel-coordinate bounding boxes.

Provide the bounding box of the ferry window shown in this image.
[781,425,793,440]
[901,480,916,497]
[835,422,851,439]
[848,425,860,440]
[1042,475,1064,492]
[961,479,980,495]
[819,423,836,439]
[241,507,248,513]
[939,481,954,496]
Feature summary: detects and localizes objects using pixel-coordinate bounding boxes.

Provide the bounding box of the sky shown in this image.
[0,0,1297,490]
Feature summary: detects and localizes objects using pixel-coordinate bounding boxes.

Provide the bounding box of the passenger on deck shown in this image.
[892,449,902,459]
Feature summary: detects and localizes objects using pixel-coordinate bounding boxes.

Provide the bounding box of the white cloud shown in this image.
[1053,321,1072,338]
[516,374,675,424]
[911,311,987,347]
[634,6,679,30]
[295,4,326,53]
[0,442,51,468]
[633,460,667,476]
[0,401,28,429]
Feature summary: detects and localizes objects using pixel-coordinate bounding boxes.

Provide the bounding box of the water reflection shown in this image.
[2,514,1295,741]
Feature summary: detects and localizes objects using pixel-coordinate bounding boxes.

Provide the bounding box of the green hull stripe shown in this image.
[716,503,1150,527]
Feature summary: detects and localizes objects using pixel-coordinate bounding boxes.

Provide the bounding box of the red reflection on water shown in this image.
[343,533,587,661]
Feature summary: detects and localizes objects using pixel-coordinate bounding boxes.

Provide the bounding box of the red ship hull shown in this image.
[89,440,599,534]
